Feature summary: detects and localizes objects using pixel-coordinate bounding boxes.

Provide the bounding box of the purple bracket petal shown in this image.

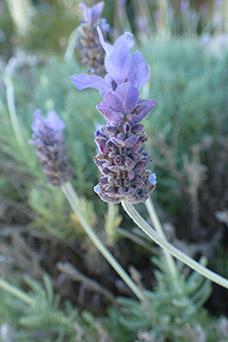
[127,51,150,89]
[45,111,65,131]
[124,86,139,112]
[104,91,123,111]
[97,26,112,55]
[79,3,90,22]
[106,36,131,83]
[97,103,124,125]
[90,1,104,23]
[115,83,139,113]
[100,31,134,84]
[130,99,157,123]
[71,74,109,96]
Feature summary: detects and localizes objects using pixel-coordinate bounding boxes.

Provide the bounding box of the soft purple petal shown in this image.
[104,91,123,111]
[104,33,134,84]
[110,136,126,147]
[90,2,104,23]
[104,74,113,88]
[130,99,157,123]
[45,111,65,131]
[79,3,90,22]
[124,135,138,147]
[97,26,112,55]
[71,74,108,95]
[97,102,124,125]
[97,28,135,84]
[125,87,139,112]
[32,109,42,131]
[32,110,64,133]
[115,84,139,112]
[127,51,150,89]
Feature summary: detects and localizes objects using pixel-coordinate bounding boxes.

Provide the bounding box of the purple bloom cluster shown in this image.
[77,1,109,76]
[30,110,71,186]
[72,28,157,203]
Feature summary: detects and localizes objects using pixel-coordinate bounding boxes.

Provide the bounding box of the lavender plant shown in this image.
[71,28,228,290]
[0,275,107,341]
[72,28,157,204]
[77,1,109,76]
[1,8,228,341]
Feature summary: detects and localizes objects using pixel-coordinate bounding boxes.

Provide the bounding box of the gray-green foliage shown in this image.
[21,2,77,55]
[143,40,228,209]
[107,256,215,342]
[0,275,106,342]
[28,184,75,240]
[0,258,219,342]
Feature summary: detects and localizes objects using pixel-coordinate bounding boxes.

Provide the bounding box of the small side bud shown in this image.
[29,110,72,186]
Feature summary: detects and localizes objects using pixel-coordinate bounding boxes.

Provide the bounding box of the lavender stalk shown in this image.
[122,200,228,289]
[146,198,181,293]
[4,74,24,148]
[4,54,38,149]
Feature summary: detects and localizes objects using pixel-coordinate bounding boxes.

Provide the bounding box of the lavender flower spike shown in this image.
[77,1,109,76]
[72,29,157,204]
[30,110,71,186]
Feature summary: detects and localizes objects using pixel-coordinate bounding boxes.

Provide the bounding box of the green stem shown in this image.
[4,75,24,148]
[61,182,144,301]
[0,278,33,305]
[105,203,116,245]
[145,198,180,292]
[64,28,78,62]
[121,201,228,290]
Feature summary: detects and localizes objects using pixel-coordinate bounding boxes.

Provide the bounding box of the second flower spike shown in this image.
[77,2,109,76]
[29,110,72,187]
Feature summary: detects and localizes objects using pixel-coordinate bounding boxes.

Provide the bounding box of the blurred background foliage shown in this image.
[0,0,228,341]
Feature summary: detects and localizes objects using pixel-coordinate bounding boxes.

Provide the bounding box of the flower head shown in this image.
[30,110,71,186]
[77,2,109,76]
[71,29,157,203]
